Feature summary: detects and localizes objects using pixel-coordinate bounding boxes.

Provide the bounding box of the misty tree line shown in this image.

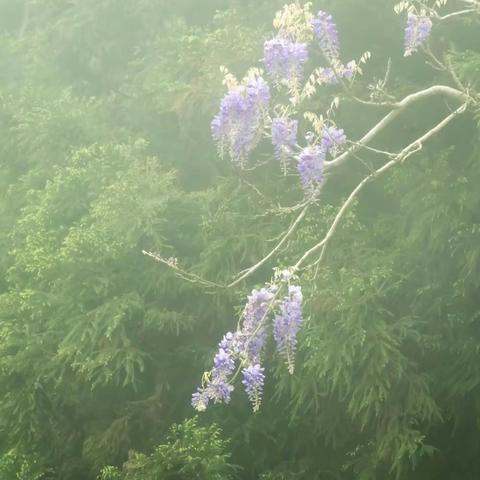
[0,1,479,479]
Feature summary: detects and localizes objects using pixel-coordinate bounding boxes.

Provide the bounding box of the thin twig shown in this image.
[141,250,224,289]
[346,140,396,158]
[227,205,309,288]
[437,8,477,20]
[352,97,399,108]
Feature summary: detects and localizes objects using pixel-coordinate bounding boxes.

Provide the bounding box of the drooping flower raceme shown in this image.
[211,77,270,166]
[192,287,275,412]
[297,126,346,194]
[315,60,356,86]
[321,126,346,152]
[272,117,298,160]
[264,36,309,87]
[192,280,305,412]
[273,285,303,373]
[404,13,433,56]
[238,288,275,364]
[312,10,340,61]
[242,364,265,412]
[191,337,237,411]
[297,145,326,193]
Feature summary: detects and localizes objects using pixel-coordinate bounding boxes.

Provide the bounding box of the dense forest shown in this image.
[0,1,479,479]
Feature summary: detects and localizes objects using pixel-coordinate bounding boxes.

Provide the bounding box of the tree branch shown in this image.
[437,9,477,20]
[293,102,469,272]
[326,85,470,172]
[227,204,309,288]
[144,86,471,290]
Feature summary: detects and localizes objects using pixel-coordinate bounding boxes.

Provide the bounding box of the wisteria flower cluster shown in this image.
[199,2,439,412]
[264,36,308,87]
[273,285,303,373]
[404,13,433,56]
[192,280,303,412]
[297,126,346,194]
[271,117,298,160]
[211,7,354,196]
[210,4,435,195]
[211,76,270,166]
[312,10,340,61]
[315,60,356,86]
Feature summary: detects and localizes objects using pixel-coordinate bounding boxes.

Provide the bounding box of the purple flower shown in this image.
[316,66,338,85]
[219,331,235,351]
[245,288,275,321]
[272,117,298,159]
[273,285,303,373]
[242,364,265,411]
[297,126,346,194]
[192,286,276,412]
[192,388,210,411]
[312,11,340,61]
[209,379,234,404]
[213,348,235,378]
[315,61,356,86]
[297,145,326,194]
[211,77,270,165]
[404,13,432,56]
[343,60,356,80]
[240,288,275,363]
[321,126,346,152]
[191,376,235,411]
[264,37,308,86]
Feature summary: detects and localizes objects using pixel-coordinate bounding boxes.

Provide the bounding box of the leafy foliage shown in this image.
[97,418,234,480]
[0,449,47,480]
[0,1,479,480]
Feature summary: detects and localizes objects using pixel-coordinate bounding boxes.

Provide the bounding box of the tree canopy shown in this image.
[0,1,479,479]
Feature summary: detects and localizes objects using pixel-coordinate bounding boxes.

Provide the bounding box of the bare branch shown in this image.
[437,8,477,19]
[351,97,399,108]
[325,85,469,172]
[141,250,224,289]
[144,85,471,290]
[293,102,469,272]
[142,204,310,290]
[227,205,309,288]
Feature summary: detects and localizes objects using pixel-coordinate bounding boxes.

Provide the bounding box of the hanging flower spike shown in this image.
[212,348,235,378]
[312,11,340,61]
[321,126,346,154]
[264,36,308,87]
[242,364,265,412]
[272,117,298,160]
[219,331,235,351]
[191,336,237,412]
[404,13,432,56]
[191,388,210,412]
[273,285,303,374]
[297,145,326,194]
[191,374,235,411]
[211,77,270,166]
[208,379,234,404]
[239,287,275,363]
[191,286,277,412]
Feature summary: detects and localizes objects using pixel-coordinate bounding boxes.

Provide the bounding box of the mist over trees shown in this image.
[0,1,479,479]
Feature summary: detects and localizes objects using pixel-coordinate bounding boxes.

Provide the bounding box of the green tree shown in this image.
[98,418,235,480]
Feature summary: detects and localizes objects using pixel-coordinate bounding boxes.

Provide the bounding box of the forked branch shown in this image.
[293,102,469,272]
